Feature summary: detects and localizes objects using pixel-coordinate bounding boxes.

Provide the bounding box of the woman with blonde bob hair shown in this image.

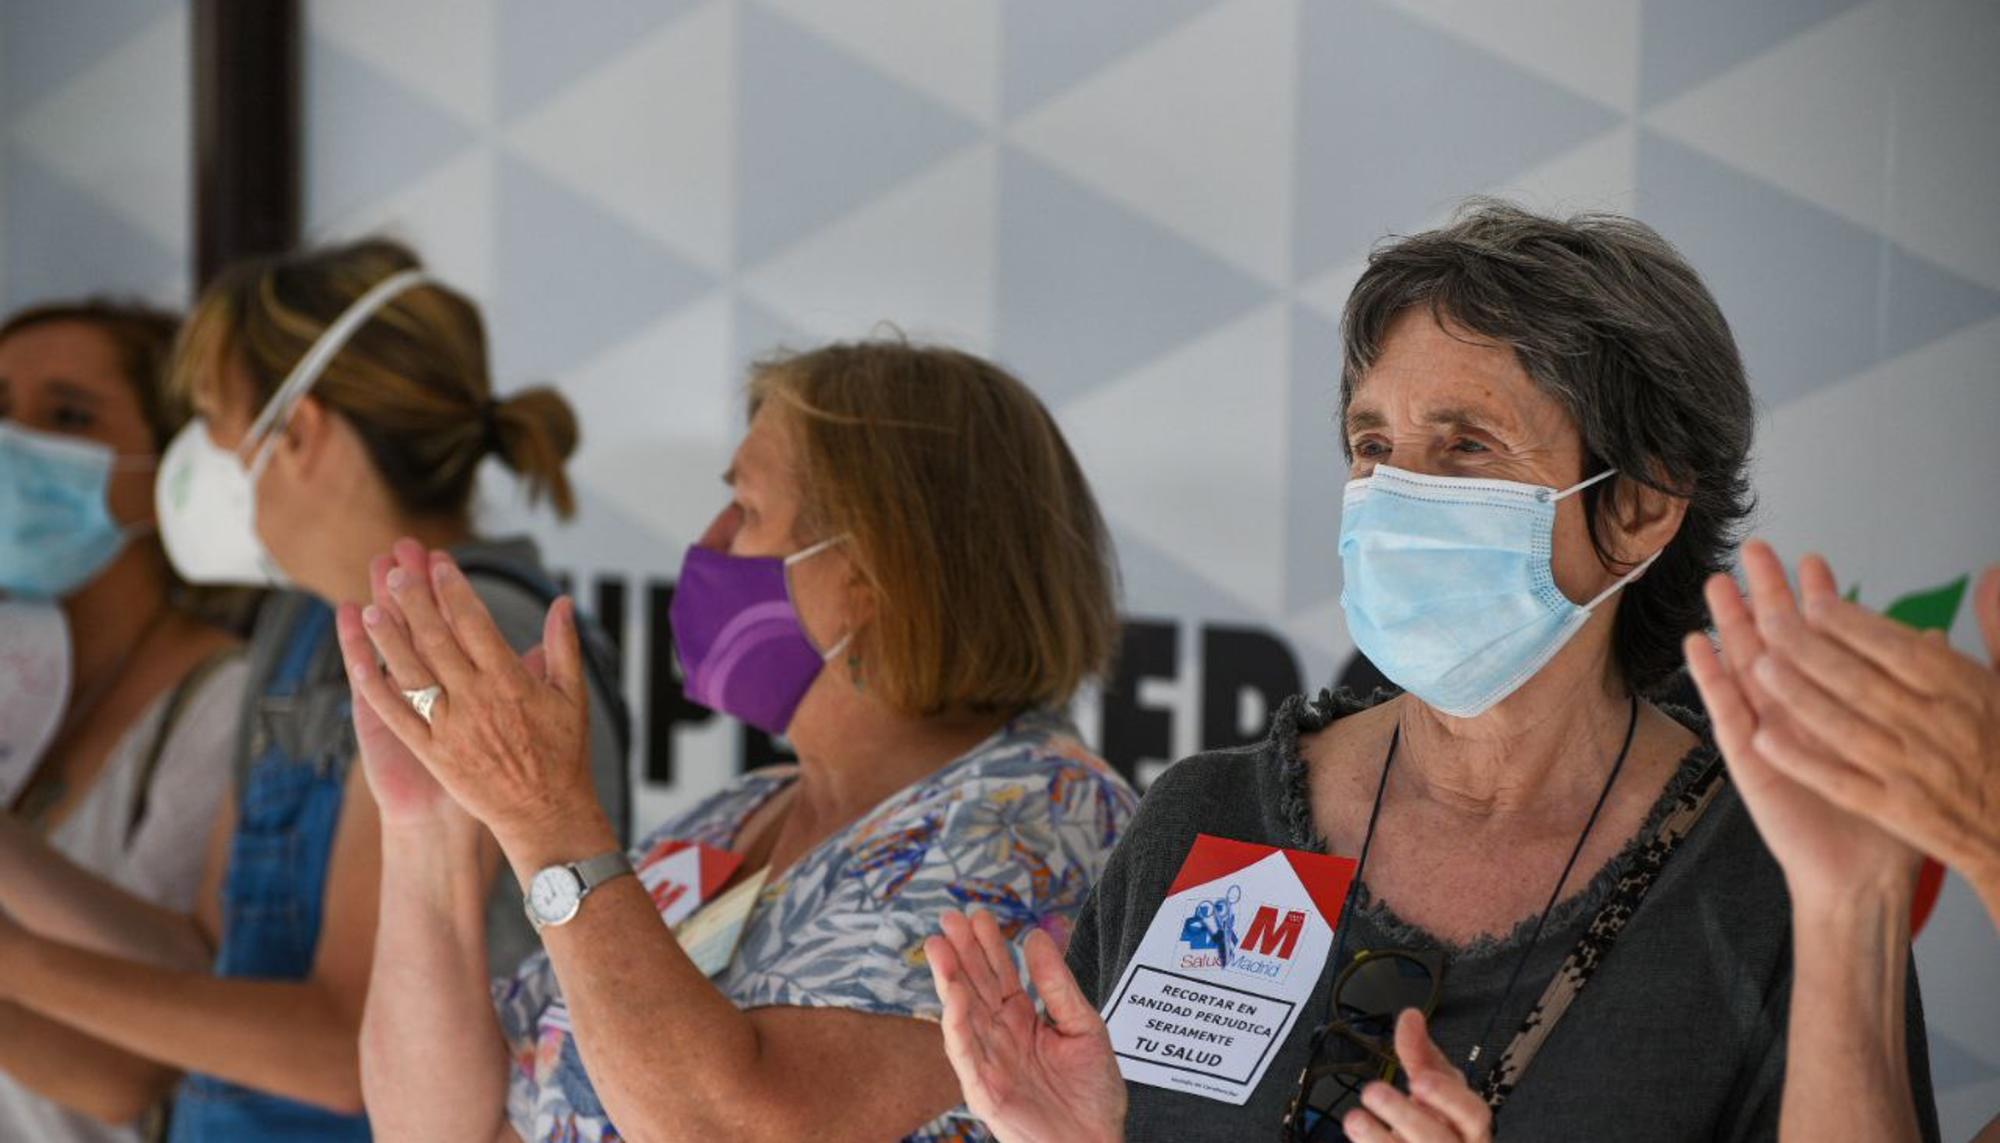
[0,239,629,1141]
[342,339,1139,1141]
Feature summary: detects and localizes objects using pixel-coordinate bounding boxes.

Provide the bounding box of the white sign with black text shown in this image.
[1101,834,1357,1105]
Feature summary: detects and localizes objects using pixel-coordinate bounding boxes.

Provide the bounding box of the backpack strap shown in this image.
[1480,753,1730,1111]
[124,648,242,848]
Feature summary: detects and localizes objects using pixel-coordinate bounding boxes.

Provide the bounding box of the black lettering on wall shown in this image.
[1100,620,1178,785]
[589,576,625,658]
[645,580,714,786]
[1201,625,1303,750]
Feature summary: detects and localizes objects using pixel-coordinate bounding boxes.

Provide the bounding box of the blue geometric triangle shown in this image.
[735,2,978,268]
[1926,1030,2000,1093]
[493,155,716,381]
[3,148,182,310]
[1637,130,2000,408]
[1293,0,1620,282]
[1882,245,2000,366]
[1639,0,1866,109]
[497,0,701,121]
[1,0,174,112]
[305,38,474,224]
[1285,304,1347,614]
[1000,0,1218,119]
[998,149,1270,407]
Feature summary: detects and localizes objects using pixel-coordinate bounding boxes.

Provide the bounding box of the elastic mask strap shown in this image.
[1544,467,1619,503]
[1582,549,1662,613]
[243,269,437,482]
[785,535,855,661]
[783,533,850,567]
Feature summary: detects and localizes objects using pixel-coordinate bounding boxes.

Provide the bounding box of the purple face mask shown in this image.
[668,535,849,735]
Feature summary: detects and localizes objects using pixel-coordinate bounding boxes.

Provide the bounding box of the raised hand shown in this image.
[334,555,459,827]
[925,908,1125,1143]
[1683,540,1920,904]
[1339,1010,1492,1143]
[1751,560,2000,921]
[344,539,609,861]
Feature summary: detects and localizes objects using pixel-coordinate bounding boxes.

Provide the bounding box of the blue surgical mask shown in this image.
[0,422,150,599]
[1338,464,1658,717]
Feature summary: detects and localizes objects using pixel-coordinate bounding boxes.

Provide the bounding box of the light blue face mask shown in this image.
[0,422,149,599]
[1338,464,1659,718]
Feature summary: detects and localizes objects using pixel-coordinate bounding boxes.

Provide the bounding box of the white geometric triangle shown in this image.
[1751,313,2000,605]
[566,292,739,547]
[570,432,737,561]
[1386,0,1640,114]
[1060,302,1292,614]
[568,289,738,450]
[1295,255,1369,325]
[1647,1,1890,233]
[505,1,734,274]
[741,143,996,352]
[752,0,1002,126]
[308,147,497,304]
[1293,122,1637,323]
[1010,0,1298,287]
[1491,122,1640,218]
[10,11,188,253]
[309,0,496,128]
[1283,596,1355,682]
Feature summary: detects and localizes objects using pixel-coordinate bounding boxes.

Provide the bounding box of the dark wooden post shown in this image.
[193,0,299,287]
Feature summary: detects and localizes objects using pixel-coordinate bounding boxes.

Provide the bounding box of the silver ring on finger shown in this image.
[403,684,444,725]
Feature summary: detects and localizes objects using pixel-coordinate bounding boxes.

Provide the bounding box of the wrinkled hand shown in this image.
[1683,541,1920,905]
[1339,1010,1493,1143]
[1752,562,2000,911]
[925,909,1125,1143]
[342,539,603,856]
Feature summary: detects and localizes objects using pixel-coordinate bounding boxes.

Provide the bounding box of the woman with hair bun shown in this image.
[0,239,629,1142]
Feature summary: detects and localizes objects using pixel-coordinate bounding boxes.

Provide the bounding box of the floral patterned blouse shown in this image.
[494,709,1139,1143]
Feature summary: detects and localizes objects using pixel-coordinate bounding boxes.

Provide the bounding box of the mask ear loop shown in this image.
[1544,469,1672,615]
[781,534,856,662]
[1547,469,1663,612]
[1541,467,1619,503]
[1582,549,1662,613]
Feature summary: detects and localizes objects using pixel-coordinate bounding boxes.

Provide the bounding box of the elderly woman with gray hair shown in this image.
[925,200,1941,1142]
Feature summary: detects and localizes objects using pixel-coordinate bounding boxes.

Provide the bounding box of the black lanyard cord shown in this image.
[1318,692,1643,1084]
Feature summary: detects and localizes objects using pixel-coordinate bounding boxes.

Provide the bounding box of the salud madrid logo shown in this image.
[1178,884,1311,983]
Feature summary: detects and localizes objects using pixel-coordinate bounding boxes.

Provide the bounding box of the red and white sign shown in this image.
[635,838,743,927]
[1101,833,1357,1105]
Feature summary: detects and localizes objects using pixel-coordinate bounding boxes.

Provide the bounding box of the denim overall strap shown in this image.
[168,599,371,1142]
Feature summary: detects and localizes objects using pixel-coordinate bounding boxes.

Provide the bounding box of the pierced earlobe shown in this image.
[847,651,865,690]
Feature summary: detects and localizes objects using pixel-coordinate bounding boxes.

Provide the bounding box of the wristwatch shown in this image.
[524,852,635,930]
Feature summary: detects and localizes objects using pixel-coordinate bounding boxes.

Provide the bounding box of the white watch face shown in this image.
[529,866,583,925]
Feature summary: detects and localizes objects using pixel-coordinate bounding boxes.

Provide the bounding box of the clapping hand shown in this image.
[1743,556,2000,920]
[925,909,1125,1143]
[1683,541,1923,905]
[338,538,611,865]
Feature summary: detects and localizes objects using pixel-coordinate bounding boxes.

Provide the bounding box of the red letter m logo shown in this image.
[1242,907,1306,960]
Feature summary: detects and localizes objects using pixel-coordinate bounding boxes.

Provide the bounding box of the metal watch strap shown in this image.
[573,851,635,895]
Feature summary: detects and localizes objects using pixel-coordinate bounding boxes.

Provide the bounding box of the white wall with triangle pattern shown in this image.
[1,0,1996,1132]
